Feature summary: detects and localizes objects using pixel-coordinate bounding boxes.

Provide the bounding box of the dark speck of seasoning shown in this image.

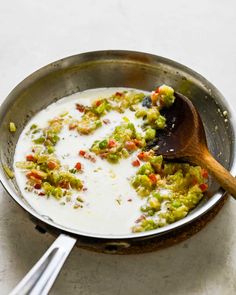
[103,119,111,125]
[116,198,121,205]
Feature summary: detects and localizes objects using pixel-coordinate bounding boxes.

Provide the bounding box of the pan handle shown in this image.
[9,233,76,295]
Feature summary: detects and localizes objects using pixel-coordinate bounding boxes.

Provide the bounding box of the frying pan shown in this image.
[0,50,235,295]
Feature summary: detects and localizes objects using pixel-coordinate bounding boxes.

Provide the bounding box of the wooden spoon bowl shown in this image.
[148,92,236,198]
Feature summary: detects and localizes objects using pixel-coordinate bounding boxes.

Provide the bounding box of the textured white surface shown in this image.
[0,0,236,294]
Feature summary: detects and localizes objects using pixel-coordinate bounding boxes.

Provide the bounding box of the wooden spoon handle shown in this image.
[196,151,236,198]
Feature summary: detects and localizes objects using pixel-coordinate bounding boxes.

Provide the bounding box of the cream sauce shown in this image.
[14,88,151,235]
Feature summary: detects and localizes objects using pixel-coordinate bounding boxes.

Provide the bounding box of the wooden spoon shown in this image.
[147,92,236,198]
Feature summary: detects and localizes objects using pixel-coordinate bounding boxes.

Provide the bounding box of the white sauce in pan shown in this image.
[14,88,150,235]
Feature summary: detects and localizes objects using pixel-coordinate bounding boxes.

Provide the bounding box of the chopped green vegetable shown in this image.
[72,91,146,135]
[145,128,156,140]
[33,117,64,147]
[30,124,38,130]
[3,165,14,178]
[137,162,154,175]
[90,121,146,163]
[9,122,16,132]
[99,139,108,149]
[157,85,175,108]
[14,86,207,234]
[132,151,208,232]
[155,115,166,129]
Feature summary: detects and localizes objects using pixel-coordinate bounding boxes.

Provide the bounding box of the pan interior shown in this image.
[13,87,153,235]
[0,50,235,239]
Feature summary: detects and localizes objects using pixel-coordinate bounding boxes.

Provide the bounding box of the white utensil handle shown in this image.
[9,233,76,295]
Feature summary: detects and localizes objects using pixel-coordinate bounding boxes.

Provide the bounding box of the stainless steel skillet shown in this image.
[0,50,235,294]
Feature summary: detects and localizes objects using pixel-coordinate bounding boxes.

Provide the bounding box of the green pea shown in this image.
[99,139,108,149]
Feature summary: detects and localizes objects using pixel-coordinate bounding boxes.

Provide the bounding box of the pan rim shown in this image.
[0,49,235,240]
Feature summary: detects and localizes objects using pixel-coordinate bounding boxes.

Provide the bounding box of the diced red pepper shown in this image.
[47,161,58,170]
[108,139,117,148]
[151,92,159,103]
[26,170,45,180]
[149,173,157,184]
[38,192,45,196]
[125,141,137,151]
[26,172,35,179]
[26,154,35,162]
[26,172,42,180]
[201,169,209,179]
[69,123,77,130]
[34,183,42,190]
[137,151,149,161]
[75,162,82,171]
[132,159,140,167]
[192,178,198,185]
[76,104,85,112]
[95,100,102,106]
[115,92,123,97]
[59,180,70,189]
[155,87,160,93]
[79,150,86,157]
[79,150,96,162]
[133,139,142,147]
[137,152,145,160]
[26,172,32,178]
[199,183,208,192]
[26,172,42,184]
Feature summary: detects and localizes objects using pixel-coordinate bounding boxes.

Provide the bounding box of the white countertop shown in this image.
[1,0,236,294]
